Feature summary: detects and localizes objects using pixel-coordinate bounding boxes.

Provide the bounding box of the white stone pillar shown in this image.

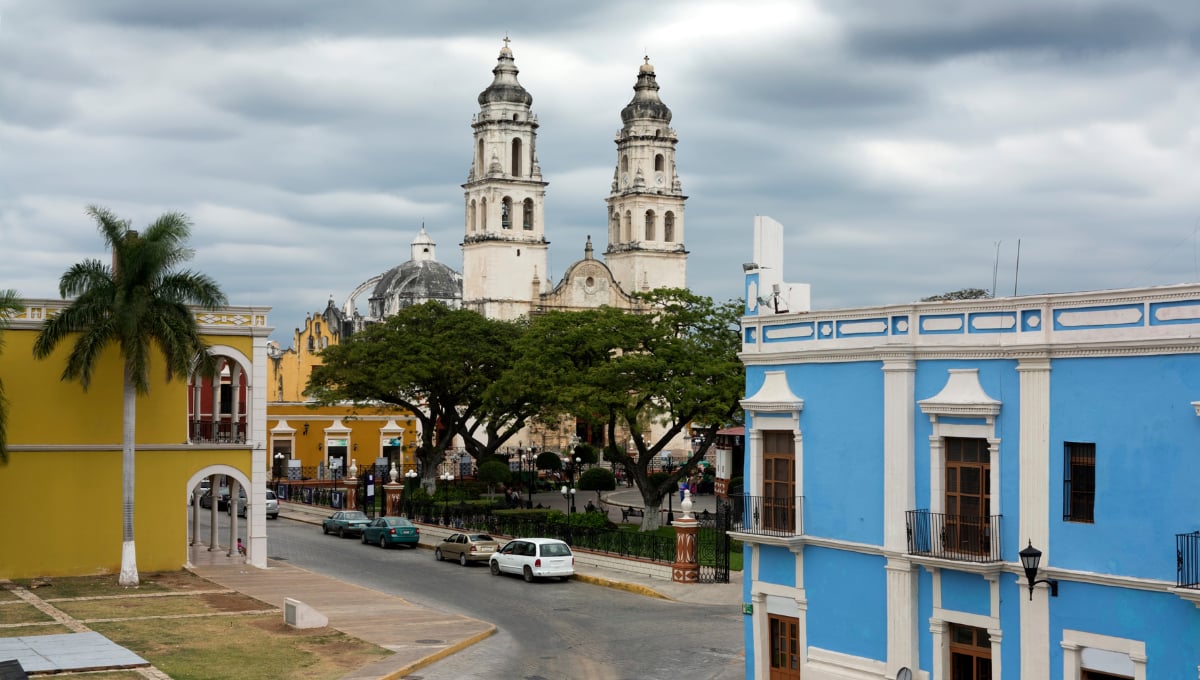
[208,474,219,550]
[230,363,243,441]
[1018,356,1052,680]
[227,477,240,557]
[882,356,917,677]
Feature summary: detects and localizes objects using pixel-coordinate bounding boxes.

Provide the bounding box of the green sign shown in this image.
[742,603,753,615]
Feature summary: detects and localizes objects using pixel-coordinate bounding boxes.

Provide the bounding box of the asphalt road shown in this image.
[230,515,746,680]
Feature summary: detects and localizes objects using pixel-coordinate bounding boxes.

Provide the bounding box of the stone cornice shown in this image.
[743,338,1200,365]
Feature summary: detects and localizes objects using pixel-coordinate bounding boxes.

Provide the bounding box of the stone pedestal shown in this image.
[343,477,357,511]
[672,516,700,583]
[383,483,404,516]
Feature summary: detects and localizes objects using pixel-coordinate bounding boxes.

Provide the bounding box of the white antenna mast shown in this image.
[991,241,1001,298]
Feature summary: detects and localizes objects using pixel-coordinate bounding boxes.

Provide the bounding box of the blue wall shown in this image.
[1050,355,1200,580]
[941,570,990,616]
[805,546,887,661]
[791,362,885,546]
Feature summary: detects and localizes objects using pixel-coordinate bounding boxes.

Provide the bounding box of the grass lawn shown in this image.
[2,572,393,680]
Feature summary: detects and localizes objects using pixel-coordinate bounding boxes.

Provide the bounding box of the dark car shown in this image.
[361,517,420,548]
[322,511,371,538]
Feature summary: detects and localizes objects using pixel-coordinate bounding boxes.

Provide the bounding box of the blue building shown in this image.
[737,218,1200,680]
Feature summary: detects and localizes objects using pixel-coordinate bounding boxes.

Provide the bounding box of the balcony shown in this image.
[1178,531,1200,589]
[730,495,803,538]
[906,509,1002,563]
[190,419,247,444]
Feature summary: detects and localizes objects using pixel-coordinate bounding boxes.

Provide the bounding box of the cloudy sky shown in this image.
[3,1,1199,343]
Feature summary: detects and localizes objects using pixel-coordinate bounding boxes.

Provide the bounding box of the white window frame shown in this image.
[1061,629,1146,680]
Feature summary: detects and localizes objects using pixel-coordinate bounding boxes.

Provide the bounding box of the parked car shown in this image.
[234,490,279,520]
[489,538,574,582]
[361,516,420,548]
[322,511,371,538]
[435,532,501,566]
[196,488,229,510]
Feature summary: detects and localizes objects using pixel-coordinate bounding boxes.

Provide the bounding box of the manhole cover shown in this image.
[415,639,444,645]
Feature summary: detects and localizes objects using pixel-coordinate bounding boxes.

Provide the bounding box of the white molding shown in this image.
[1018,357,1052,680]
[918,369,1001,418]
[1170,586,1200,609]
[1062,629,1147,680]
[741,370,804,412]
[805,646,886,680]
[742,338,1200,365]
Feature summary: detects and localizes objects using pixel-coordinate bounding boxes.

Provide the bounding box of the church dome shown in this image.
[620,58,671,125]
[478,44,533,107]
[368,259,463,318]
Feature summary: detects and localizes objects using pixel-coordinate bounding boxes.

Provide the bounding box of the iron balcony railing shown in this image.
[730,495,803,538]
[1177,531,1200,589]
[906,509,1002,563]
[190,419,247,444]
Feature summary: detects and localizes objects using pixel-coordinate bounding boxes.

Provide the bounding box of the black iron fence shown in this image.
[906,510,1002,563]
[399,499,677,564]
[731,495,803,537]
[190,420,247,444]
[1178,530,1200,589]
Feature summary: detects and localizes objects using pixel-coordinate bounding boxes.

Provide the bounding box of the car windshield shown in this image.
[386,518,412,526]
[467,534,493,541]
[540,543,572,557]
[344,512,368,520]
[265,491,276,500]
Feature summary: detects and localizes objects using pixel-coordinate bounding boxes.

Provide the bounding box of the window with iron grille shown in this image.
[1063,442,1095,523]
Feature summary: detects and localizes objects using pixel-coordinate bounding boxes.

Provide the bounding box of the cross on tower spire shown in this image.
[503,34,511,48]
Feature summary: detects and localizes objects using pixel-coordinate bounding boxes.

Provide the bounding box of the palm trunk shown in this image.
[118,363,139,587]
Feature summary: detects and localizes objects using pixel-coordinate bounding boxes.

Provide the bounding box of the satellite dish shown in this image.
[896,668,913,680]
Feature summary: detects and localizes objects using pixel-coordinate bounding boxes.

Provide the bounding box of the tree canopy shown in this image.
[922,287,991,302]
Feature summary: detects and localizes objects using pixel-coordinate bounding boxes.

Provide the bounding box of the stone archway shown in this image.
[186,465,264,568]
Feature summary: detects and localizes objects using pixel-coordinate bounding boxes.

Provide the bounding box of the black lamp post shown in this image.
[521,451,534,509]
[273,452,285,487]
[665,457,676,525]
[1019,540,1059,600]
[561,454,580,515]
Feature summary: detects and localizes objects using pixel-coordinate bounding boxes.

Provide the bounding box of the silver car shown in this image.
[233,489,279,519]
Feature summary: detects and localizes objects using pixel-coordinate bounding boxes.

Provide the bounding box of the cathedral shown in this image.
[341,40,689,329]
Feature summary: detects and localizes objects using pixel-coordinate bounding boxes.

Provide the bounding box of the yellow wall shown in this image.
[0,300,267,579]
[0,449,249,579]
[267,309,339,402]
[267,403,417,472]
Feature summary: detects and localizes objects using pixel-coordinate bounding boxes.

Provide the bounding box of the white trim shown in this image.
[1062,629,1146,680]
[919,369,1001,519]
[1018,357,1053,680]
[805,646,886,680]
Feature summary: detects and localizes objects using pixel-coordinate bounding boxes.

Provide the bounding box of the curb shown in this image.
[571,573,670,600]
[376,625,497,680]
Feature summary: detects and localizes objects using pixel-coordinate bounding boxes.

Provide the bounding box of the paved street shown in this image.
[234,510,744,679]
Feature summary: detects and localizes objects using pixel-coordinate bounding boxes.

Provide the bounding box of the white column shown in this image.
[752,590,768,680]
[882,356,917,677]
[207,474,219,550]
[988,628,1003,680]
[247,333,270,568]
[930,619,947,680]
[749,427,763,499]
[1018,356,1052,680]
[229,363,243,441]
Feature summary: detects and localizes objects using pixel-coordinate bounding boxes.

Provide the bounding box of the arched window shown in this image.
[480,197,488,229]
[501,197,512,229]
[644,210,656,241]
[623,211,632,242]
[664,212,676,242]
[621,155,629,175]
[314,321,321,336]
[476,140,484,175]
[468,199,477,232]
[610,210,620,243]
[511,138,522,177]
[522,198,533,230]
[655,154,665,172]
[307,336,314,352]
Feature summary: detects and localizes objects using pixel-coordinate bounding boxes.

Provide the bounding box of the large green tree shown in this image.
[0,289,23,464]
[33,206,226,586]
[307,302,543,493]
[514,289,744,529]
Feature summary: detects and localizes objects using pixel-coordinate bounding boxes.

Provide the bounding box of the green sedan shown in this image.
[361,516,421,549]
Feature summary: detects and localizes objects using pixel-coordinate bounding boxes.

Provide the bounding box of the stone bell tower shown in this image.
[460,39,550,320]
[604,57,688,294]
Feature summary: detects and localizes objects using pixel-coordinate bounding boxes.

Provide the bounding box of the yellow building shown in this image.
[266,302,418,478]
[0,299,272,579]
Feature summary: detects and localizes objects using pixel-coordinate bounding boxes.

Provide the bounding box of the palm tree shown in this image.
[0,289,24,465]
[34,206,227,586]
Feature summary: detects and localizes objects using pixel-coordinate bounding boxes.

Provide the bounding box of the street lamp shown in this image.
[440,471,454,524]
[1019,541,1059,600]
[664,456,676,525]
[561,455,581,514]
[273,452,285,486]
[520,451,534,509]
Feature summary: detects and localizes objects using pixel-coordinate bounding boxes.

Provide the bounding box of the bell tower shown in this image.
[461,39,549,320]
[604,57,688,294]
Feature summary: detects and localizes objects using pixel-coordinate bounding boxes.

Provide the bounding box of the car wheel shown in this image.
[379,537,388,549]
[322,525,329,535]
[361,533,369,544]
[489,560,500,576]
[459,553,468,567]
[434,548,443,561]
[523,566,534,583]
[339,527,346,539]
[560,576,571,582]
[268,514,278,520]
